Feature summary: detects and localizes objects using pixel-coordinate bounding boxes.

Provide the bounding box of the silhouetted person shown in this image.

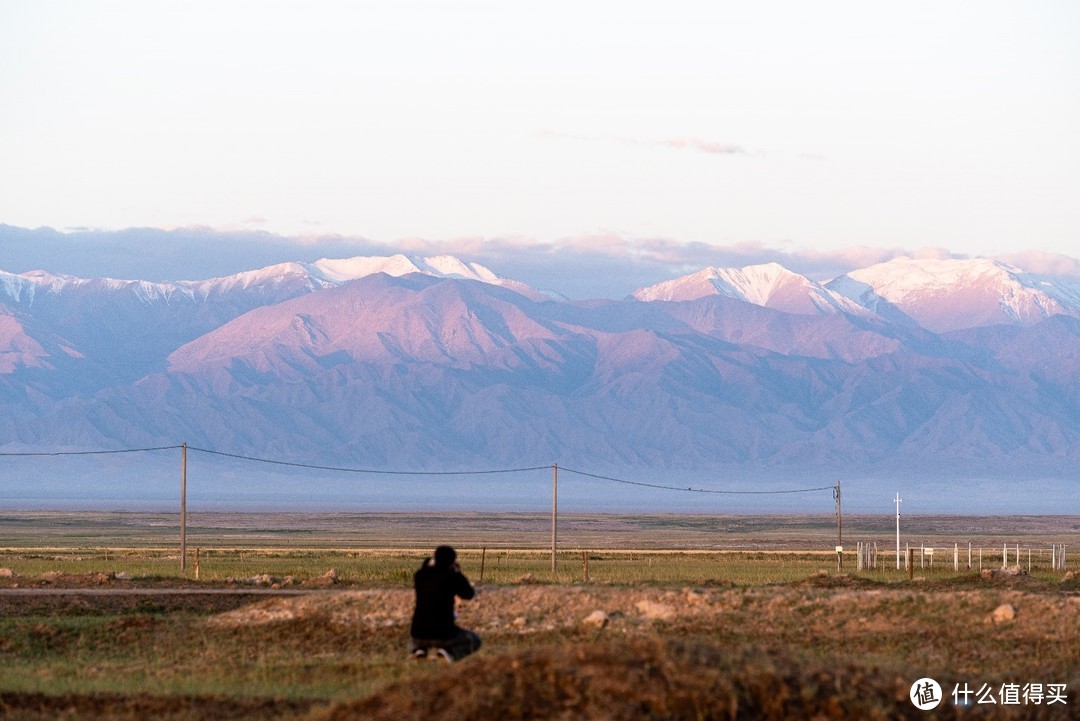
[409,545,481,661]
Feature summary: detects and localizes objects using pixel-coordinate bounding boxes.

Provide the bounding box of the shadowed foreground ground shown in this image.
[0,570,1076,720]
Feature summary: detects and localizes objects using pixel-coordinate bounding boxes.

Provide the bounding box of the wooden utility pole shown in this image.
[894,492,902,570]
[180,442,187,572]
[551,463,558,573]
[834,480,842,571]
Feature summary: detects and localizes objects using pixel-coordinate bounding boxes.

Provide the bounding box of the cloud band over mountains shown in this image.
[2,224,1078,300]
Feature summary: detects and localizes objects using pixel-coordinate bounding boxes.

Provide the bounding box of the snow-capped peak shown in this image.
[632,262,864,316]
[1,253,537,308]
[833,257,1018,301]
[307,254,499,284]
[827,257,1080,331]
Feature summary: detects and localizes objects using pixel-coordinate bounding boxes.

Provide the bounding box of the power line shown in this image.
[558,465,835,495]
[0,445,182,457]
[185,445,550,476]
[0,443,835,495]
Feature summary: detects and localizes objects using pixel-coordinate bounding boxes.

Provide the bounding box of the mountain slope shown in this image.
[0,254,536,392]
[3,256,1080,499]
[11,274,1073,477]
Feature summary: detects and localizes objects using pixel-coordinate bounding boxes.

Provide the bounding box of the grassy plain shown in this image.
[0,512,1077,720]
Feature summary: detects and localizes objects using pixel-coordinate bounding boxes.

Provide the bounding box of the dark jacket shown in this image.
[410,558,475,640]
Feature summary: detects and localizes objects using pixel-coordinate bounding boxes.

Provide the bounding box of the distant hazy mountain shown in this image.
[632,262,866,317]
[0,254,534,390]
[2,254,1080,500]
[826,257,1080,332]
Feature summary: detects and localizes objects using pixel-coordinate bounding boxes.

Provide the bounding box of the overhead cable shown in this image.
[558,465,834,495]
[186,445,549,476]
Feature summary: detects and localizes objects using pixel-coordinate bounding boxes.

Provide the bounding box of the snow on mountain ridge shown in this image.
[307,254,499,284]
[828,257,1080,332]
[632,262,866,317]
[0,253,517,306]
[838,258,1015,302]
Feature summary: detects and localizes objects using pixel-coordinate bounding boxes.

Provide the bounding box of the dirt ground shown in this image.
[2,570,1077,720]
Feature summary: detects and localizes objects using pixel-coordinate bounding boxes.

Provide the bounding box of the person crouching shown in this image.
[409,545,481,661]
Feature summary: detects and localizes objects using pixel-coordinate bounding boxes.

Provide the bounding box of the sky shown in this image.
[2,1,1079,297]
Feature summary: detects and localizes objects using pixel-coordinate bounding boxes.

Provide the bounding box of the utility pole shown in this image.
[834,480,842,571]
[894,492,902,570]
[551,463,558,573]
[180,442,187,572]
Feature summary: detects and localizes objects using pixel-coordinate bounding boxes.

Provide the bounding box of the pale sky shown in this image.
[1,1,1078,288]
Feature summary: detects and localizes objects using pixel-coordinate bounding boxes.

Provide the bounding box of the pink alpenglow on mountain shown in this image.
[632,263,867,317]
[2,252,1080,509]
[826,258,1080,333]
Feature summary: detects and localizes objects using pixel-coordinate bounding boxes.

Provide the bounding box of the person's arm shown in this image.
[454,570,475,600]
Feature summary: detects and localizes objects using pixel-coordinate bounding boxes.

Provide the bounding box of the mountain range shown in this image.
[2,254,1079,509]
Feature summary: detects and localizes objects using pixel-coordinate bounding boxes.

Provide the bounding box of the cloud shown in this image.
[537,129,747,156]
[388,234,969,297]
[3,224,1078,301]
[650,137,746,155]
[993,250,1080,278]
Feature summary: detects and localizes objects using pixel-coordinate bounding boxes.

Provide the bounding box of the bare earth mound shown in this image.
[1,574,1076,720]
[204,580,1076,720]
[309,638,1069,721]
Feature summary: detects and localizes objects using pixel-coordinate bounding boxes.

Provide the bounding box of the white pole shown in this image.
[894,492,902,570]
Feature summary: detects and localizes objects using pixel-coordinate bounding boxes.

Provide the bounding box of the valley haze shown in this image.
[2,234,1079,515]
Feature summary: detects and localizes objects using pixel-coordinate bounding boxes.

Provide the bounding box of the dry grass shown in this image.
[309,638,1076,721]
[1,570,1077,719]
[1,511,1077,719]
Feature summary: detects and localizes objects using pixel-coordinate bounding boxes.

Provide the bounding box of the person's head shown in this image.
[433,545,457,568]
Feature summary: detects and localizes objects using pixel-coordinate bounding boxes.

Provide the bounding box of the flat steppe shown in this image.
[0,512,1076,720]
